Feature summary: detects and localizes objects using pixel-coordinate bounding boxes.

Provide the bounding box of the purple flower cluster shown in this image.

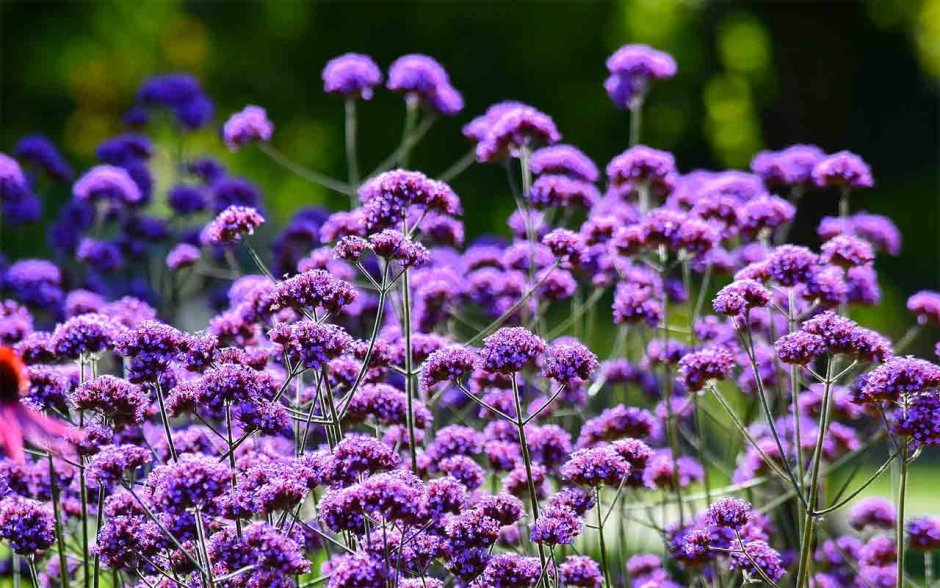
[0,45,934,588]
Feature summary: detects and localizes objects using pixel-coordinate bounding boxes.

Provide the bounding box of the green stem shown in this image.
[401,266,418,472]
[629,99,644,147]
[896,440,909,588]
[437,148,477,183]
[258,143,352,196]
[511,378,548,574]
[596,488,611,588]
[659,250,684,525]
[48,454,70,588]
[344,99,360,192]
[795,356,834,588]
[400,96,419,168]
[155,382,177,461]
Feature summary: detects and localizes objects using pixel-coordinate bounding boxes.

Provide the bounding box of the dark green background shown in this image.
[0,0,937,349]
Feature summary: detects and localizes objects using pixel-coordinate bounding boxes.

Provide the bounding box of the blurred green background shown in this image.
[0,0,937,348]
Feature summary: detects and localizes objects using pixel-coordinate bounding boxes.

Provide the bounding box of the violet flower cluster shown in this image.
[0,43,936,588]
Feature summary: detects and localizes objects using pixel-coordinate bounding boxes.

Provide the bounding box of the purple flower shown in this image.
[908,290,940,326]
[5,259,63,308]
[345,383,432,429]
[222,105,274,151]
[739,195,796,237]
[165,243,200,270]
[445,508,502,550]
[729,539,785,583]
[480,327,546,374]
[476,105,561,163]
[892,390,940,449]
[470,554,542,588]
[167,184,208,216]
[530,144,599,182]
[269,320,352,370]
[13,136,73,181]
[774,331,827,365]
[606,145,676,198]
[86,444,150,489]
[612,283,663,327]
[271,268,358,314]
[463,101,526,141]
[322,53,382,100]
[813,150,874,189]
[0,497,55,553]
[908,516,940,551]
[326,552,388,588]
[326,435,400,486]
[387,54,463,115]
[848,497,896,531]
[561,446,630,487]
[420,345,478,389]
[531,505,583,545]
[677,347,735,392]
[211,176,262,212]
[72,375,147,424]
[543,228,588,266]
[359,169,459,231]
[820,234,875,268]
[858,356,940,402]
[148,453,232,510]
[577,405,656,447]
[604,44,677,109]
[528,174,599,209]
[712,280,772,317]
[424,477,468,517]
[73,165,142,205]
[559,555,603,588]
[751,144,825,186]
[541,342,598,383]
[767,245,817,286]
[136,73,214,130]
[200,205,265,246]
[705,497,752,528]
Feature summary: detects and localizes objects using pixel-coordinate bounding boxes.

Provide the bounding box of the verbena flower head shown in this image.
[751,144,825,186]
[148,453,232,510]
[891,390,940,449]
[528,174,599,209]
[559,555,603,588]
[677,347,735,392]
[51,313,121,358]
[530,144,599,182]
[767,245,818,286]
[359,169,459,231]
[271,268,358,314]
[420,345,478,389]
[774,331,828,365]
[907,290,940,326]
[0,497,55,554]
[166,243,200,270]
[480,327,546,374]
[813,150,874,189]
[908,516,940,551]
[13,135,73,181]
[541,341,598,383]
[322,53,383,99]
[222,105,274,151]
[136,73,213,129]
[605,44,677,109]
[73,165,142,205]
[476,104,560,163]
[269,321,352,370]
[72,375,147,424]
[712,279,771,317]
[470,554,541,588]
[848,497,896,531]
[705,497,752,528]
[387,53,463,115]
[1,152,28,191]
[729,539,785,583]
[606,145,676,196]
[561,445,630,487]
[200,205,265,246]
[857,356,939,403]
[612,283,663,327]
[820,234,875,268]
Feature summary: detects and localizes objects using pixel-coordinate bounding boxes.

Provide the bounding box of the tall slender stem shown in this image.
[400,96,419,168]
[258,143,352,196]
[629,99,644,146]
[839,186,850,220]
[155,382,177,462]
[48,453,69,588]
[596,488,611,588]
[659,249,685,525]
[401,265,418,472]
[896,441,909,588]
[683,259,711,505]
[795,356,834,588]
[344,99,360,192]
[511,378,548,575]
